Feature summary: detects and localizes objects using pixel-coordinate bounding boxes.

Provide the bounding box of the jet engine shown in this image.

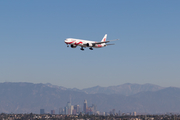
[71,44,77,48]
[86,43,95,47]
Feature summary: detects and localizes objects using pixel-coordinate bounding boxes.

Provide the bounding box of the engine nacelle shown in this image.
[71,44,77,48]
[86,43,94,47]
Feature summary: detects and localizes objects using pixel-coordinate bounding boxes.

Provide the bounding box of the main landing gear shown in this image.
[80,47,93,51]
[89,47,93,50]
[80,47,84,51]
[67,45,69,47]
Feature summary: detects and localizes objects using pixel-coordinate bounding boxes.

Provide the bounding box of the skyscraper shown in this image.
[67,102,71,108]
[83,100,88,114]
[70,105,74,114]
[112,109,116,115]
[64,101,74,115]
[51,110,55,114]
[133,112,136,116]
[88,104,97,115]
[118,110,121,116]
[64,106,68,115]
[74,105,80,114]
[67,102,71,114]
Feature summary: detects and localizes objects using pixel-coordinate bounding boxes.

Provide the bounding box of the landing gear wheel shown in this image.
[89,48,93,50]
[80,47,84,51]
[67,45,69,47]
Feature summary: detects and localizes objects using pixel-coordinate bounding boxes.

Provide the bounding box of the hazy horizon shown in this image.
[0,81,175,90]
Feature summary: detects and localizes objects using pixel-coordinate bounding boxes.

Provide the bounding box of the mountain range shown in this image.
[81,83,164,96]
[0,82,179,114]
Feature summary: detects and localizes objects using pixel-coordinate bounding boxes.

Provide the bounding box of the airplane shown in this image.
[64,34,118,51]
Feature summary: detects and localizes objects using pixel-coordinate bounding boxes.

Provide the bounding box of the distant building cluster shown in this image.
[40,99,137,117]
[40,99,97,115]
[104,110,136,117]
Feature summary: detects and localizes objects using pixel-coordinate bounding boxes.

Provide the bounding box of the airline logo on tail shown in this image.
[64,34,118,51]
[101,34,107,42]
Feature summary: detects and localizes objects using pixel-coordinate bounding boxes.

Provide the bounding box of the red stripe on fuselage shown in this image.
[65,41,74,44]
[74,41,83,45]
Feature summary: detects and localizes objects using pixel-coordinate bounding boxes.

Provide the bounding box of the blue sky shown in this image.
[0,0,180,89]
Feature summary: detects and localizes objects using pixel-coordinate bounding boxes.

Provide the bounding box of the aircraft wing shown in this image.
[93,41,110,44]
[93,39,119,44]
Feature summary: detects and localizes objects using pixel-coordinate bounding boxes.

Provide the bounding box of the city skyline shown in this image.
[40,99,129,116]
[0,82,180,114]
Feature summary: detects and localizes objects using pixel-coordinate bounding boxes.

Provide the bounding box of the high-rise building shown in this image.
[74,105,80,114]
[67,102,71,114]
[51,110,55,114]
[62,109,65,114]
[133,112,136,116]
[89,104,97,114]
[112,109,116,115]
[102,112,105,116]
[64,106,68,115]
[118,110,121,116]
[70,105,74,114]
[40,109,45,114]
[59,108,65,114]
[64,101,74,115]
[83,100,88,113]
[67,102,71,109]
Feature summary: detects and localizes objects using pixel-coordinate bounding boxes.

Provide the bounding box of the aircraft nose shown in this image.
[64,39,67,43]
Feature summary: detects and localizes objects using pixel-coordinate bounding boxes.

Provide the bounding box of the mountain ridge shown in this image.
[81,83,165,96]
[0,82,179,114]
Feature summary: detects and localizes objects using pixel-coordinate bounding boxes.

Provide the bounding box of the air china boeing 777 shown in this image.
[64,34,118,51]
